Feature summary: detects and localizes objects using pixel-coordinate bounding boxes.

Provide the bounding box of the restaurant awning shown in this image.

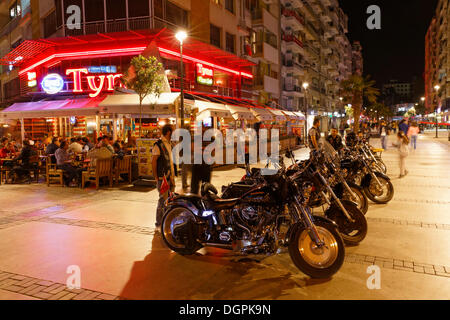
[0,96,106,119]
[251,107,274,121]
[268,109,287,121]
[193,100,233,121]
[283,110,305,121]
[225,105,256,121]
[294,111,306,120]
[98,93,180,117]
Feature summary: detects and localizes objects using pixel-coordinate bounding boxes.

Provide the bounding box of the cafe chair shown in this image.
[46,156,64,186]
[113,155,132,185]
[81,158,113,190]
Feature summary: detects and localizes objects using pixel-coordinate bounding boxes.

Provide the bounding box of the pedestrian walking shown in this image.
[407,122,420,150]
[393,131,409,178]
[379,120,390,150]
[151,124,175,228]
[398,119,409,136]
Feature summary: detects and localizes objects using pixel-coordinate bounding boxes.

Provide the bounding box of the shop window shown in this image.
[106,0,126,20]
[128,0,150,18]
[225,0,234,14]
[226,32,236,54]
[210,24,221,48]
[85,0,105,22]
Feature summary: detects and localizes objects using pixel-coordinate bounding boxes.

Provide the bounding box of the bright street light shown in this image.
[434,85,440,91]
[175,30,187,44]
[421,97,425,101]
[302,82,309,90]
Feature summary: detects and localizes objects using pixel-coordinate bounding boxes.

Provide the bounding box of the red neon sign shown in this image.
[65,68,123,97]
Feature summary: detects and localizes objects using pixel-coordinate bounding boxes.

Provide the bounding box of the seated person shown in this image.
[68,137,83,154]
[55,141,82,187]
[45,137,60,163]
[113,142,125,160]
[82,137,94,152]
[10,140,36,182]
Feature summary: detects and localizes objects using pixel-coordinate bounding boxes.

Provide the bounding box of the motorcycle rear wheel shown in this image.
[161,207,203,255]
[288,221,345,279]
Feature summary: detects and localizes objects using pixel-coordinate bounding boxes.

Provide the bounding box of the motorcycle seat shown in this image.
[210,197,240,210]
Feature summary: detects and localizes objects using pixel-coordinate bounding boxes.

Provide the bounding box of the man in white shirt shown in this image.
[69,137,83,153]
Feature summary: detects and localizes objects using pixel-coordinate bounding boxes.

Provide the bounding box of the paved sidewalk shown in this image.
[0,132,449,300]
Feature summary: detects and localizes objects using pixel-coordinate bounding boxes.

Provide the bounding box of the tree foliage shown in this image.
[121,55,165,137]
[340,75,380,132]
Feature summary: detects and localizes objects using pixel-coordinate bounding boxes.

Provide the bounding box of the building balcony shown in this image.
[283,60,305,76]
[281,8,305,31]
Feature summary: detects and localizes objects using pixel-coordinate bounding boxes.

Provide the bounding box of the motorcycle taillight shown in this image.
[241,175,246,181]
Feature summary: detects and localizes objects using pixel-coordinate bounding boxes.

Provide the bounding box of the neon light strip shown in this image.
[19,46,254,78]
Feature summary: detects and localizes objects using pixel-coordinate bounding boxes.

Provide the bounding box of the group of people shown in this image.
[0,133,135,186]
[309,116,420,179]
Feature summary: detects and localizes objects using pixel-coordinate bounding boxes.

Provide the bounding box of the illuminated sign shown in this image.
[87,65,117,73]
[196,63,214,86]
[65,68,123,98]
[41,73,64,94]
[27,72,37,88]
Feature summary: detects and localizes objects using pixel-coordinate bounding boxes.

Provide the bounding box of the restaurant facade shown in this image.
[0,28,305,150]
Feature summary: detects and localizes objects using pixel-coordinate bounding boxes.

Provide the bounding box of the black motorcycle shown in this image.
[161,167,345,279]
[341,145,394,204]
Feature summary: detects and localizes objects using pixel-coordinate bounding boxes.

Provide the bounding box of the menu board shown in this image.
[136,139,158,177]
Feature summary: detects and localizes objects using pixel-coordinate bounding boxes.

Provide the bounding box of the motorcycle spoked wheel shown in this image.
[161,207,203,255]
[364,174,394,204]
[325,200,368,246]
[288,221,345,279]
[341,183,369,215]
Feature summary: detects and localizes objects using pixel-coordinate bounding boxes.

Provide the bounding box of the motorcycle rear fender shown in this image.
[163,198,202,218]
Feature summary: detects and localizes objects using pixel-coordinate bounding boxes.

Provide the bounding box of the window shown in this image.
[226,32,235,53]
[9,1,21,19]
[85,0,104,22]
[166,1,188,28]
[128,0,150,18]
[43,10,57,38]
[210,24,221,48]
[106,0,126,19]
[225,0,234,14]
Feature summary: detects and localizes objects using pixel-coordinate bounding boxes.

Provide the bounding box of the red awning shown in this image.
[0,96,106,119]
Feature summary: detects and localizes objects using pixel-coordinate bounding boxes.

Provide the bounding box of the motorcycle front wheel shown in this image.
[341,183,369,215]
[161,207,203,255]
[288,221,345,279]
[325,200,368,245]
[364,173,394,204]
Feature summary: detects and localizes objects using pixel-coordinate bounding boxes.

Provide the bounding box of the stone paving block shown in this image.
[48,290,72,300]
[383,261,394,269]
[43,283,64,293]
[84,291,102,300]
[394,260,403,267]
[433,266,445,273]
[424,268,436,275]
[403,261,414,269]
[72,290,94,300]
[16,278,38,287]
[365,256,375,263]
[59,292,77,300]
[26,285,45,296]
[3,285,23,292]
[445,266,450,273]
[36,280,54,287]
[67,288,84,294]
[97,293,116,300]
[435,272,450,278]
[413,266,425,273]
[414,262,434,268]
[33,291,53,300]
[394,266,414,272]
[10,275,27,281]
[0,279,19,288]
[19,284,40,294]
[0,273,12,281]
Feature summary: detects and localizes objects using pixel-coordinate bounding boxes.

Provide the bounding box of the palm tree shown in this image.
[341,75,380,132]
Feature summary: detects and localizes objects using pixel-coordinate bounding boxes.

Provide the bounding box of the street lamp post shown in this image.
[303,82,309,146]
[434,85,440,138]
[176,31,188,130]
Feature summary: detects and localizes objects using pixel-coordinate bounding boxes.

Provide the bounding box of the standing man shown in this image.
[326,127,344,152]
[399,119,409,136]
[151,124,175,228]
[379,120,390,150]
[308,116,321,151]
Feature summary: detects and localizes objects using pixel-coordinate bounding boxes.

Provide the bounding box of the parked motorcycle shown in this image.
[161,165,345,279]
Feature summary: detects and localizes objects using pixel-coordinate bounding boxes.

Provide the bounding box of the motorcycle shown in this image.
[341,145,394,204]
[161,165,345,279]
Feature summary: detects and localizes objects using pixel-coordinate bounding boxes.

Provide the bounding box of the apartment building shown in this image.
[382,80,412,100]
[425,0,450,114]
[0,0,256,106]
[279,0,354,117]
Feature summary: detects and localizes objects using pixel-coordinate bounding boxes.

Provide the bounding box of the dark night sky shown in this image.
[339,0,439,90]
